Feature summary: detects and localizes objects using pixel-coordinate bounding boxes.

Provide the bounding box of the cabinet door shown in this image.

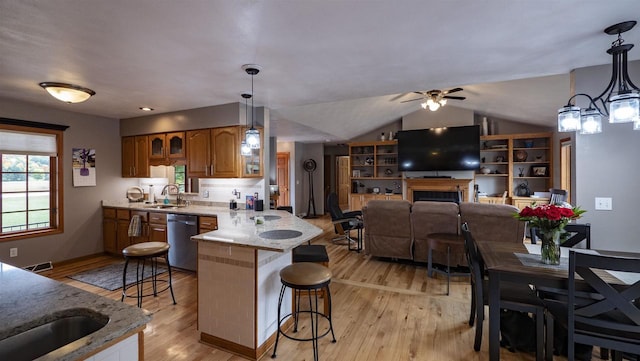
[122,136,136,177]
[117,220,131,253]
[103,218,117,254]
[241,127,263,178]
[134,136,150,177]
[199,216,218,233]
[187,129,211,177]
[149,224,167,242]
[149,134,166,160]
[167,132,185,159]
[350,194,363,211]
[211,126,239,178]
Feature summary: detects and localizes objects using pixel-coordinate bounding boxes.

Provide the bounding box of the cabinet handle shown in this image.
[133,166,136,176]
[204,165,208,176]
[210,164,214,175]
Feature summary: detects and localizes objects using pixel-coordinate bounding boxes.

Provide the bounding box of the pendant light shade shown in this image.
[580,108,603,134]
[557,105,581,132]
[39,82,95,103]
[242,64,261,149]
[240,93,252,156]
[609,92,640,123]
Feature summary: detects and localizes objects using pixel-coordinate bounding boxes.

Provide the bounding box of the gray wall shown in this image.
[0,98,134,267]
[402,105,474,130]
[572,60,640,251]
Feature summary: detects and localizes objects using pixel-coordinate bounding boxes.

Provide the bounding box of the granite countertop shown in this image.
[0,263,151,361]
[102,199,323,252]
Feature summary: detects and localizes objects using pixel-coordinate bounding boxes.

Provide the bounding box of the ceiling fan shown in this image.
[401,88,466,111]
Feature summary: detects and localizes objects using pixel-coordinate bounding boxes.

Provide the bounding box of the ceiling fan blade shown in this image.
[444,87,463,94]
[443,96,466,100]
[401,98,425,103]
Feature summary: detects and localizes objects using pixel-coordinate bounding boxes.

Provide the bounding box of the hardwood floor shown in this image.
[41,215,602,361]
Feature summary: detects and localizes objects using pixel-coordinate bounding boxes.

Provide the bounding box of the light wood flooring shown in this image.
[42,215,605,361]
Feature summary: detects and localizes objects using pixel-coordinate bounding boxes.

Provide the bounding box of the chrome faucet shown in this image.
[161,184,183,204]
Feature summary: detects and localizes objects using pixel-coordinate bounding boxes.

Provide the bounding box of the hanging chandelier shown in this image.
[558,21,639,134]
[242,64,261,149]
[240,93,252,156]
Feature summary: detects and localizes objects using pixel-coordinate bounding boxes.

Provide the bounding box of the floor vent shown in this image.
[24,261,53,273]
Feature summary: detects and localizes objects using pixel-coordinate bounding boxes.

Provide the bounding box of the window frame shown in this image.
[1,120,65,241]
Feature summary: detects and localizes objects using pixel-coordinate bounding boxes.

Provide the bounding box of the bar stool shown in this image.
[292,244,330,316]
[121,241,176,307]
[272,262,336,361]
[426,233,470,295]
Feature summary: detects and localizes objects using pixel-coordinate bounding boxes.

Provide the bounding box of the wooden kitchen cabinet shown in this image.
[122,135,150,178]
[240,127,263,178]
[198,216,218,233]
[148,212,167,242]
[103,207,133,255]
[211,126,239,177]
[130,210,149,244]
[186,129,211,178]
[149,132,185,164]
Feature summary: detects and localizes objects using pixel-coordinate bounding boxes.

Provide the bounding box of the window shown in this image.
[174,164,186,193]
[1,119,66,240]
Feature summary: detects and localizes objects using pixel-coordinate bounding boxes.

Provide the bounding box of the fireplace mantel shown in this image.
[406,178,473,203]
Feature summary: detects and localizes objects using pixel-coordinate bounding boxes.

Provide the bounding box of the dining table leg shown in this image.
[488,270,501,361]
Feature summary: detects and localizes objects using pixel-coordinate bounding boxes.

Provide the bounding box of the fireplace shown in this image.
[413,190,461,203]
[405,178,472,203]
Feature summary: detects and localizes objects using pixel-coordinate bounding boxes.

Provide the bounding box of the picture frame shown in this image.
[531,166,548,177]
[352,169,361,177]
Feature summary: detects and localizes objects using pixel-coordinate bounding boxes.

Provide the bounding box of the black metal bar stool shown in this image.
[272,262,336,361]
[292,244,330,316]
[121,241,176,307]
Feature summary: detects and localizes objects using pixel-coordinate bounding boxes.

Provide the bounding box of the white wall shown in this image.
[572,60,640,252]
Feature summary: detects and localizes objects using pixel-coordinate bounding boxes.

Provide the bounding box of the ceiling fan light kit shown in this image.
[403,88,465,111]
[558,20,640,134]
[39,82,95,103]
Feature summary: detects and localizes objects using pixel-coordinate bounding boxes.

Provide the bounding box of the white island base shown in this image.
[197,242,294,359]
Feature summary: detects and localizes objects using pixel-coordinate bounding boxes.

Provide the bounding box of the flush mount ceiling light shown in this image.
[558,21,639,134]
[38,82,95,103]
[242,64,261,149]
[240,93,252,156]
[139,107,154,111]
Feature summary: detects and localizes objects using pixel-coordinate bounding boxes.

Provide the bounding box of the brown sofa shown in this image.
[362,200,525,265]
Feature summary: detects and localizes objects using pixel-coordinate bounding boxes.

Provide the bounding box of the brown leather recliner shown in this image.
[459,202,525,243]
[362,200,413,260]
[411,201,464,266]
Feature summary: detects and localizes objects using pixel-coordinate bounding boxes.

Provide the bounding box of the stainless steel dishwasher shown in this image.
[167,214,198,271]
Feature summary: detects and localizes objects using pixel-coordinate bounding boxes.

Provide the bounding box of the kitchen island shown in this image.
[0,262,150,361]
[192,209,323,360]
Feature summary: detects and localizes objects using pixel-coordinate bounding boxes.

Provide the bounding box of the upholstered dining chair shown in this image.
[461,223,547,361]
[326,192,363,251]
[544,251,640,361]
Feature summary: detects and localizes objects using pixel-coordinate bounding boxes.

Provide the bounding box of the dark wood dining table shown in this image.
[476,241,634,361]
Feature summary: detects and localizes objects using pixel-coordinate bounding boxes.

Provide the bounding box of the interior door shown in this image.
[336,156,350,210]
[276,152,290,206]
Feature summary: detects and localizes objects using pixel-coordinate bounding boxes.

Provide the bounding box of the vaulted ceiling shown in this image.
[1,1,639,142]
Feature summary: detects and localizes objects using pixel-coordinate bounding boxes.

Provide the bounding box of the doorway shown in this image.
[336,156,350,210]
[559,137,572,203]
[276,152,290,207]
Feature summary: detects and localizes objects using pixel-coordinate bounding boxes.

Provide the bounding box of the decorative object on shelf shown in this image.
[481,157,486,163]
[242,64,261,149]
[388,131,394,140]
[523,140,534,148]
[480,167,491,174]
[365,157,374,165]
[384,168,393,176]
[372,187,380,194]
[514,150,528,162]
[518,167,525,177]
[535,155,543,162]
[481,117,489,136]
[380,132,385,141]
[495,155,505,162]
[515,181,531,197]
[39,82,95,103]
[531,166,548,177]
[515,204,585,265]
[557,21,639,134]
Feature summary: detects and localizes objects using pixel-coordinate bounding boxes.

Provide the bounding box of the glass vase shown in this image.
[540,228,561,265]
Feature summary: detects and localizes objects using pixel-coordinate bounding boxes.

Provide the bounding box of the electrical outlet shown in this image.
[595,197,612,210]
[203,190,209,198]
[10,248,17,257]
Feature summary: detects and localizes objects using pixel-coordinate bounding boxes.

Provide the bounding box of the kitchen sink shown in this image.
[144,204,187,209]
[0,310,109,361]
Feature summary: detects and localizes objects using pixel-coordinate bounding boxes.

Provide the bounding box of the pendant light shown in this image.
[242,64,261,149]
[240,93,252,156]
[558,21,639,133]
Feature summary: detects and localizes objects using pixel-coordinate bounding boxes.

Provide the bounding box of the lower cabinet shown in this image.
[130,211,149,244]
[148,212,167,242]
[198,216,218,233]
[350,193,403,210]
[512,196,550,210]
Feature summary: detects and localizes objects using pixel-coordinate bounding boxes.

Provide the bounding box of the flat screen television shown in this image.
[397,125,480,171]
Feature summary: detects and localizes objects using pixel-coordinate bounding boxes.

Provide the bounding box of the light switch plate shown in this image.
[595,197,612,210]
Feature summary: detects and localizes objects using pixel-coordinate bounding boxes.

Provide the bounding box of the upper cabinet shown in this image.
[149,132,185,165]
[211,126,239,178]
[122,135,150,178]
[186,129,211,178]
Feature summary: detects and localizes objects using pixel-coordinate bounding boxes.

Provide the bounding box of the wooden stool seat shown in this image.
[121,241,176,307]
[426,233,470,295]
